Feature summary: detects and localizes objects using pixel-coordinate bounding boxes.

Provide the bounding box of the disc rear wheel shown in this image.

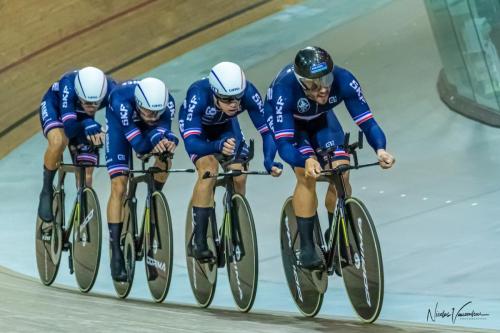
[185,201,217,308]
[280,197,324,317]
[72,187,102,293]
[35,189,63,286]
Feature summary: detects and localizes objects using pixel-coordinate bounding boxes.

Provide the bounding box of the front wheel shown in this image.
[341,197,384,323]
[279,196,324,317]
[72,187,102,293]
[226,194,258,313]
[144,191,173,303]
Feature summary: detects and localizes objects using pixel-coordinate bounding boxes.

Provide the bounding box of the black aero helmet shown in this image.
[294,46,334,79]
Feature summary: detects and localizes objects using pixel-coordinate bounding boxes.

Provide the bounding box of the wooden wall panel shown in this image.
[0,0,298,158]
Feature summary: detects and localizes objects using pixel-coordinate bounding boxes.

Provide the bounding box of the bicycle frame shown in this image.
[212,171,245,265]
[122,157,162,260]
[203,140,264,264]
[53,162,92,272]
[319,132,379,275]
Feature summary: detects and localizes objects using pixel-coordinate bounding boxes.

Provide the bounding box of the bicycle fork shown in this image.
[327,202,355,274]
[221,201,246,266]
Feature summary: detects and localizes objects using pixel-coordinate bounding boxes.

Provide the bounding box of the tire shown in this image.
[340,197,384,323]
[112,199,135,299]
[144,191,173,303]
[35,189,63,286]
[279,196,324,317]
[72,187,102,293]
[226,194,258,312]
[185,201,217,308]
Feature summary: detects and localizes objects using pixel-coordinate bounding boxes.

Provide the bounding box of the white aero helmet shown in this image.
[134,77,168,114]
[208,62,246,99]
[74,66,108,103]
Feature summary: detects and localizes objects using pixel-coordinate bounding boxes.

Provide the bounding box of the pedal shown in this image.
[198,256,216,264]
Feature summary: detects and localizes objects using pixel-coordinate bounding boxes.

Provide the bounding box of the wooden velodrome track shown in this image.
[0,0,298,158]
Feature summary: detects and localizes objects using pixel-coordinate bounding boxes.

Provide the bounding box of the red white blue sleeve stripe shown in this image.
[61,113,77,122]
[298,145,314,155]
[125,128,141,141]
[43,120,63,136]
[334,149,350,158]
[353,111,373,125]
[182,128,202,139]
[76,153,98,165]
[274,129,294,139]
[108,164,129,176]
[257,124,270,134]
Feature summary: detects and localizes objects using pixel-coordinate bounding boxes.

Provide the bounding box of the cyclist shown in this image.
[105,77,178,281]
[179,61,282,260]
[265,46,395,269]
[37,66,115,222]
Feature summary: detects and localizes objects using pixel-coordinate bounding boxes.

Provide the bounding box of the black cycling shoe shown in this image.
[188,239,214,261]
[38,189,54,222]
[110,250,128,282]
[298,246,324,270]
[193,242,214,261]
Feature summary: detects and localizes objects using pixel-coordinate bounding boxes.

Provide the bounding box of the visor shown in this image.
[214,90,245,102]
[296,72,334,91]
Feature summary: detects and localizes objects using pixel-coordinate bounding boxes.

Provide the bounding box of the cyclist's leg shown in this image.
[190,154,218,259]
[229,163,247,196]
[187,123,233,259]
[38,94,67,221]
[45,129,67,168]
[105,122,130,281]
[316,112,351,226]
[107,175,128,281]
[291,126,323,268]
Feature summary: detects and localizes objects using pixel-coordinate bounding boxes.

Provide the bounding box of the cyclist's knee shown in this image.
[325,184,337,208]
[110,176,127,200]
[295,168,316,189]
[47,129,68,151]
[195,156,218,183]
[233,175,247,194]
[154,157,170,183]
[85,168,94,187]
[154,156,171,169]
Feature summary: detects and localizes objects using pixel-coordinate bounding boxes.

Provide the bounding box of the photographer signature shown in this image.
[427,301,490,324]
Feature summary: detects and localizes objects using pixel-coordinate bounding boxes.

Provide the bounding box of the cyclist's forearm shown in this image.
[262,132,277,164]
[130,137,154,155]
[63,119,84,139]
[277,140,306,168]
[359,120,386,151]
[184,136,220,155]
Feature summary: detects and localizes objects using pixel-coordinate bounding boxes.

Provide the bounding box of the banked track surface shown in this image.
[0,266,492,333]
